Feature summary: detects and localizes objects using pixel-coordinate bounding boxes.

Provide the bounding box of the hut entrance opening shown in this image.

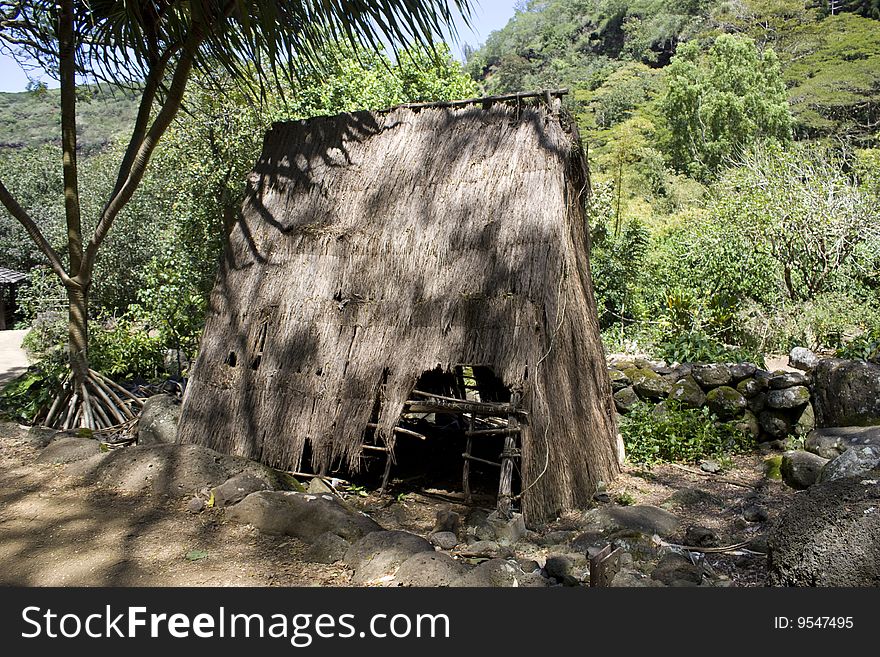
[359,366,523,515]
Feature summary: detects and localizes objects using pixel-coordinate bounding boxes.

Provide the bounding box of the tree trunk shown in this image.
[66,282,89,388]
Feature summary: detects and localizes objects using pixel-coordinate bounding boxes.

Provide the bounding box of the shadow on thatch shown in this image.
[178,99,619,523]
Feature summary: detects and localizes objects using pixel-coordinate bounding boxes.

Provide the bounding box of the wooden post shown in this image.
[463,412,473,503]
[497,392,519,518]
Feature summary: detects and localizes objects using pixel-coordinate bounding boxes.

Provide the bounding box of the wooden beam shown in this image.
[365,423,426,440]
[462,453,501,468]
[497,392,520,518]
[465,427,522,437]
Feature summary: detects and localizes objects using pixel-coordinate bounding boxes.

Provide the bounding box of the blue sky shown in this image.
[0,1,518,93]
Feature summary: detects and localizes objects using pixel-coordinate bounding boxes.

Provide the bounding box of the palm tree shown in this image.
[0,0,471,429]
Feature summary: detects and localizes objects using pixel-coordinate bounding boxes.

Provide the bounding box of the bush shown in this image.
[620,401,753,466]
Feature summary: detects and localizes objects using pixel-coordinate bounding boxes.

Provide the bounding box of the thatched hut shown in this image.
[178,93,620,523]
[0,266,27,330]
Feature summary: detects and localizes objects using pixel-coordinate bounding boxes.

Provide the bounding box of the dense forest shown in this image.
[0,0,879,418]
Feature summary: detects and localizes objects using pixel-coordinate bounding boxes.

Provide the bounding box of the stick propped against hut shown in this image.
[178,92,620,524]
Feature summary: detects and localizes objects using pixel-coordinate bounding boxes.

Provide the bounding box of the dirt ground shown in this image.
[0,420,793,587]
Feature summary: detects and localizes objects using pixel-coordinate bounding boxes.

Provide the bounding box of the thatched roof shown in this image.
[178,98,620,523]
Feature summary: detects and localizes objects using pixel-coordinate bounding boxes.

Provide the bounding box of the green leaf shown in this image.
[185,550,208,561]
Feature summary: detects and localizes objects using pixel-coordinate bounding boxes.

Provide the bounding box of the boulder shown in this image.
[136,394,180,445]
[452,559,529,587]
[691,364,732,388]
[392,552,469,587]
[781,450,829,489]
[747,392,767,414]
[211,472,270,507]
[769,371,809,389]
[819,446,880,483]
[543,555,573,580]
[737,377,767,399]
[24,426,60,448]
[705,386,747,420]
[607,369,631,392]
[789,347,819,372]
[583,504,680,538]
[685,525,720,548]
[478,511,526,546]
[758,410,791,439]
[35,436,101,464]
[651,554,704,586]
[812,358,880,427]
[804,426,880,460]
[794,404,816,437]
[227,491,382,542]
[734,410,761,440]
[458,540,513,559]
[345,531,434,585]
[629,368,672,400]
[613,387,640,413]
[307,477,334,495]
[743,505,769,523]
[728,363,757,381]
[768,469,880,586]
[304,532,351,564]
[432,509,461,534]
[766,386,810,410]
[667,376,706,409]
[186,497,205,514]
[429,531,459,550]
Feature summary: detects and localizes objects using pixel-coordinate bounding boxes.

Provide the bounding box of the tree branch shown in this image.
[0,177,70,283]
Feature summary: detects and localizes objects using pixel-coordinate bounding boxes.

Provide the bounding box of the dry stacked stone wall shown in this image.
[608,357,815,443]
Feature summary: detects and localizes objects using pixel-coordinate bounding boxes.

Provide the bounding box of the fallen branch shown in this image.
[660,539,766,556]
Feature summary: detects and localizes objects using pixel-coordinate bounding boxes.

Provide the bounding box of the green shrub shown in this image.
[620,401,753,466]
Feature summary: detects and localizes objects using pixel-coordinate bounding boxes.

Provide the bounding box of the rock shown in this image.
[186,497,205,514]
[607,368,631,391]
[804,426,880,460]
[700,459,722,474]
[789,347,820,372]
[758,410,791,439]
[794,403,815,437]
[211,472,270,508]
[667,376,706,409]
[432,509,461,534]
[391,551,469,587]
[584,504,680,538]
[307,477,333,494]
[136,394,181,445]
[768,468,880,586]
[743,505,769,523]
[543,555,573,580]
[479,512,526,546]
[613,386,640,413]
[781,450,829,489]
[304,532,351,564]
[570,531,604,553]
[607,529,661,561]
[706,386,747,420]
[766,386,810,410]
[610,569,657,587]
[692,364,732,388]
[735,409,761,440]
[517,558,540,573]
[35,436,101,464]
[685,525,720,548]
[769,371,809,389]
[458,540,512,559]
[24,426,60,448]
[819,446,880,483]
[737,377,767,399]
[452,559,527,587]
[228,491,382,542]
[763,455,783,480]
[535,529,578,546]
[429,531,459,550]
[629,368,672,400]
[812,359,880,427]
[651,554,703,585]
[748,391,768,414]
[345,531,434,585]
[728,363,757,381]
[65,443,289,496]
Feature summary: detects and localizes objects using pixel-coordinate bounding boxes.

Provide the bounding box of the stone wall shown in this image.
[608,357,815,444]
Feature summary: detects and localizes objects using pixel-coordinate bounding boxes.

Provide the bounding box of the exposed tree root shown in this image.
[43,369,145,431]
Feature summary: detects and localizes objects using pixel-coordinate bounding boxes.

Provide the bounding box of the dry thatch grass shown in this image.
[178,99,619,523]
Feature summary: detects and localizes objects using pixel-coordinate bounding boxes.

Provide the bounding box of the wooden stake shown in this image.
[497,392,520,518]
